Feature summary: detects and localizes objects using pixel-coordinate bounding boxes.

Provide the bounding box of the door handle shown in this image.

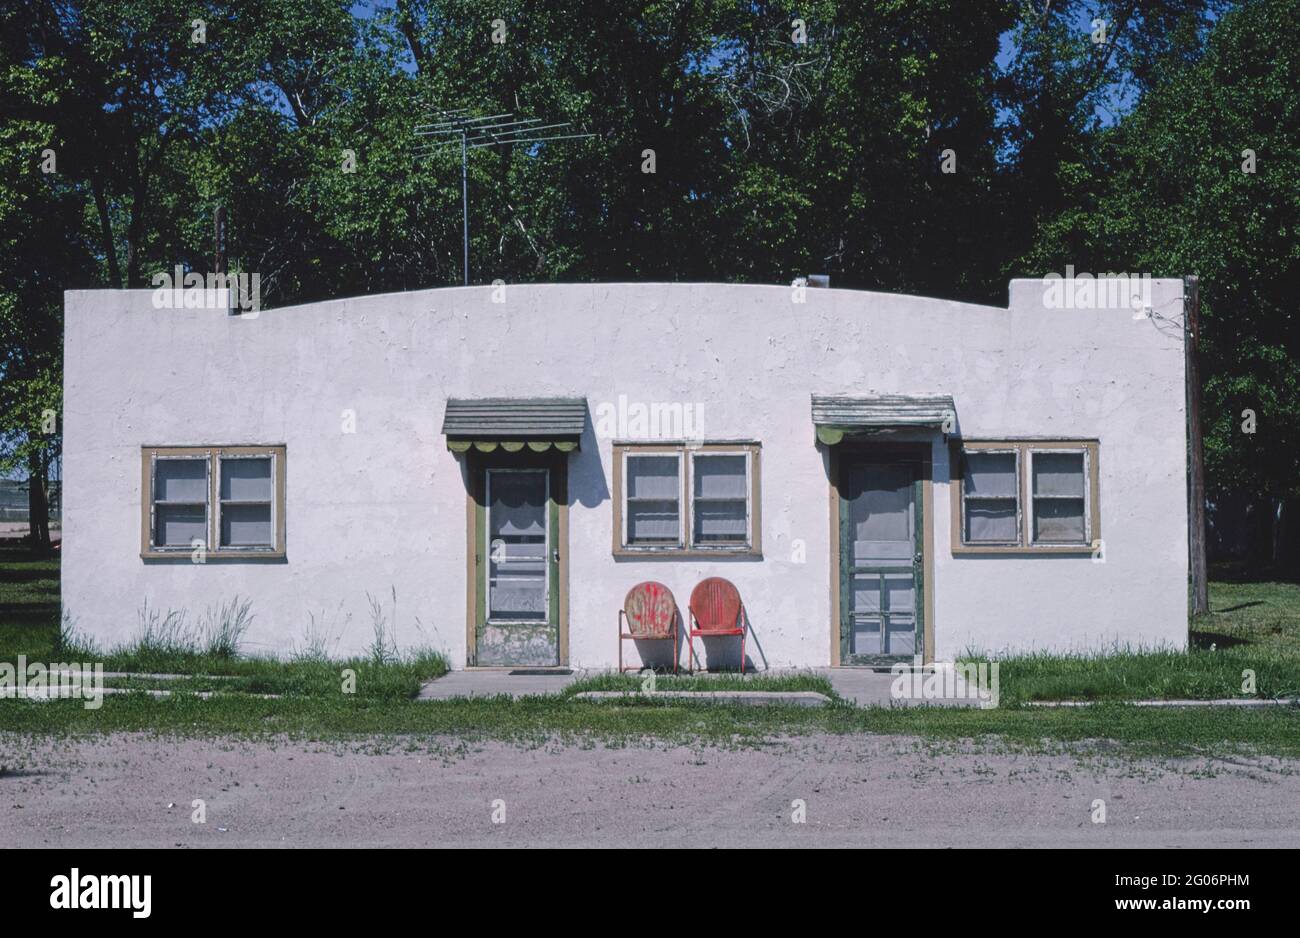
[553,548,560,563]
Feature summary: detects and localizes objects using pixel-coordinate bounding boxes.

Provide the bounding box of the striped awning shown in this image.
[811,394,956,444]
[442,397,585,453]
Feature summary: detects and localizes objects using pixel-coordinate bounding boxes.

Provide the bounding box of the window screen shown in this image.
[625,454,681,545]
[153,458,208,548]
[691,453,748,546]
[1031,451,1087,544]
[219,457,274,547]
[962,451,1018,544]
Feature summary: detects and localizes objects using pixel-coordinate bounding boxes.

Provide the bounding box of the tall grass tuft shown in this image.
[365,588,399,665]
[292,604,349,663]
[132,601,203,663]
[201,597,254,659]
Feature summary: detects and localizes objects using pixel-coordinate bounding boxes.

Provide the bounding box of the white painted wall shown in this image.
[62,280,1189,667]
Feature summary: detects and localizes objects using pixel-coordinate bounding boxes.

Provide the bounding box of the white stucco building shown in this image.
[62,279,1191,669]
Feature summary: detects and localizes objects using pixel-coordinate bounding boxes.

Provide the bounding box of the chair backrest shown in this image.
[689,577,742,632]
[623,581,678,639]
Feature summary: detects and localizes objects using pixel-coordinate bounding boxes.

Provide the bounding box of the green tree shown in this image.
[1021,0,1300,560]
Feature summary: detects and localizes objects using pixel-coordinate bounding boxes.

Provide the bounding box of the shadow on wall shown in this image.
[572,410,611,508]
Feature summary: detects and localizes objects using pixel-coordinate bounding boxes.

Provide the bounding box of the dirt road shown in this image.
[2,733,1297,847]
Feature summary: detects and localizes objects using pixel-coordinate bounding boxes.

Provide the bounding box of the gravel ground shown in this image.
[2,733,1298,848]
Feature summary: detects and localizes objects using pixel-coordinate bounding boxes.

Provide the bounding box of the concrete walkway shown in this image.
[815,667,986,708]
[417,669,584,700]
[417,667,987,707]
[572,690,831,708]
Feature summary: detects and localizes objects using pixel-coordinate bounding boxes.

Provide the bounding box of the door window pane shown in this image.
[852,617,882,656]
[885,618,916,655]
[885,573,915,613]
[849,464,913,564]
[853,573,882,614]
[488,471,547,621]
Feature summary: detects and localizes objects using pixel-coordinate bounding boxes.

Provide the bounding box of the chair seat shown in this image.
[689,627,744,637]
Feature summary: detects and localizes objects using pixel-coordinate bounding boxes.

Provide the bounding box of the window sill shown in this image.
[613,547,761,560]
[951,544,1095,556]
[141,550,287,563]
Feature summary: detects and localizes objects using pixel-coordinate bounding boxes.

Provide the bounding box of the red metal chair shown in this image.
[618,581,681,673]
[686,577,747,674]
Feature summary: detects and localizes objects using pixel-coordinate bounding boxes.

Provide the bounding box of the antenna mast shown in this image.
[414,109,595,285]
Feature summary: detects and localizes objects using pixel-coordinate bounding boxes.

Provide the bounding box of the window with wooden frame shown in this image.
[613,442,761,556]
[141,446,286,559]
[952,440,1099,553]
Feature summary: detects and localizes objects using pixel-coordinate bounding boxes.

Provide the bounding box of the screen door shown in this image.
[475,467,560,666]
[840,457,923,665]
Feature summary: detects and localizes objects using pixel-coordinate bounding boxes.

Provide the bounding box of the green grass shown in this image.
[0,547,60,661]
[962,577,1300,704]
[1,545,1298,758]
[86,651,450,701]
[1193,578,1300,655]
[1,693,1298,759]
[0,546,448,700]
[966,646,1300,705]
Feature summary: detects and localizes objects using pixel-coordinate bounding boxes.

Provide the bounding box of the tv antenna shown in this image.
[414,108,596,285]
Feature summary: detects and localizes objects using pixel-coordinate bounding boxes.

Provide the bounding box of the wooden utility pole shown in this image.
[213,205,226,274]
[26,451,51,555]
[1185,275,1209,615]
